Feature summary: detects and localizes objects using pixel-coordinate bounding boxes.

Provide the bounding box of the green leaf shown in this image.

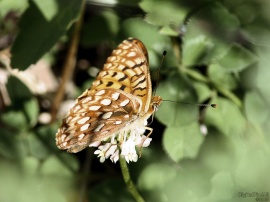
[118,18,176,69]
[234,149,270,191]
[156,73,198,127]
[1,110,28,130]
[3,76,38,129]
[27,132,49,159]
[163,162,211,202]
[0,0,28,18]
[23,98,39,127]
[204,172,235,201]
[193,81,212,102]
[208,63,237,90]
[140,0,186,27]
[218,44,257,72]
[41,154,78,177]
[199,130,237,173]
[138,163,177,190]
[81,10,119,46]
[0,128,28,159]
[244,91,269,125]
[256,47,270,104]
[6,75,32,101]
[183,35,212,66]
[163,123,203,162]
[36,124,60,152]
[205,97,245,137]
[11,0,82,70]
[0,157,72,202]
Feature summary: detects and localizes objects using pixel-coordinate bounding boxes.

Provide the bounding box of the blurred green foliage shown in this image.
[1,0,270,202]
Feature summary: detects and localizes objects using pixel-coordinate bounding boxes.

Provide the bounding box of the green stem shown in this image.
[119,157,145,202]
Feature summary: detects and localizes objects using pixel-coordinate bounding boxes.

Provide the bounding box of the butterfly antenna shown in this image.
[162,99,217,108]
[153,51,167,96]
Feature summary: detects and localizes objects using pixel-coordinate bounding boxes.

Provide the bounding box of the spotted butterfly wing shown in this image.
[56,38,162,153]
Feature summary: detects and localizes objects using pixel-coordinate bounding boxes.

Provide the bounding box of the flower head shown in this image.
[89,120,152,163]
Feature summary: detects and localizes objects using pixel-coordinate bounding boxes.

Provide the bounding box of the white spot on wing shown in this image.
[114,121,122,125]
[121,45,129,49]
[114,49,122,55]
[78,133,85,140]
[94,123,105,132]
[80,124,90,131]
[118,64,125,69]
[109,56,117,61]
[102,112,113,119]
[120,99,130,106]
[70,116,80,123]
[135,57,142,64]
[126,60,135,67]
[100,99,111,106]
[111,92,120,100]
[104,63,112,69]
[127,51,136,57]
[66,116,72,123]
[82,96,92,104]
[61,134,66,142]
[95,90,105,96]
[89,106,101,111]
[77,117,90,124]
[73,105,81,113]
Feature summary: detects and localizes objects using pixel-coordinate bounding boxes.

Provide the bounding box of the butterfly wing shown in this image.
[56,38,152,153]
[56,89,142,153]
[92,38,152,113]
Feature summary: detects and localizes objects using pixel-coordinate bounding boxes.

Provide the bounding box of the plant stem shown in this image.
[50,0,86,122]
[119,157,145,202]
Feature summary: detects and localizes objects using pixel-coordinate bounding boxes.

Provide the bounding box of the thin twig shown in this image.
[119,157,145,202]
[50,0,86,122]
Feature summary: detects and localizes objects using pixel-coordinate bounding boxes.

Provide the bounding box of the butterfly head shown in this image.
[151,95,162,112]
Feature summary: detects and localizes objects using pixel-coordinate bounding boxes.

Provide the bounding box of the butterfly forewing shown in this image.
[92,38,152,112]
[56,38,157,153]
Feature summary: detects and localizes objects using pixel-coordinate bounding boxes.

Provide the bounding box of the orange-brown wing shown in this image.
[56,38,152,153]
[91,38,152,113]
[56,89,142,153]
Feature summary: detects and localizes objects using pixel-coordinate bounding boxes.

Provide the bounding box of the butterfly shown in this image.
[55,38,162,163]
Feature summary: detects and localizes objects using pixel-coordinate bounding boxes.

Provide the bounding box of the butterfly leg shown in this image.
[138,127,153,157]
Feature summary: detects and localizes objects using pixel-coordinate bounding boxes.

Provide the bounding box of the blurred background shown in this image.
[0,0,270,201]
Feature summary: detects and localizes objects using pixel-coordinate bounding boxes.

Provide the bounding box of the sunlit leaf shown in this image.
[163,123,203,162]
[205,97,245,137]
[156,73,198,127]
[138,163,177,190]
[218,44,257,72]
[244,91,269,125]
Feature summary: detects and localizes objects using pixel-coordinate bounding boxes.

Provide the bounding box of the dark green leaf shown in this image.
[11,0,82,70]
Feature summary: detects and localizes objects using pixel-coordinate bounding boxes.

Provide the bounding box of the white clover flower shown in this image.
[121,137,138,163]
[93,143,111,163]
[90,120,152,163]
[110,150,119,163]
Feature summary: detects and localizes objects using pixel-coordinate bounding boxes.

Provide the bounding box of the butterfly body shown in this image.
[56,38,162,158]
